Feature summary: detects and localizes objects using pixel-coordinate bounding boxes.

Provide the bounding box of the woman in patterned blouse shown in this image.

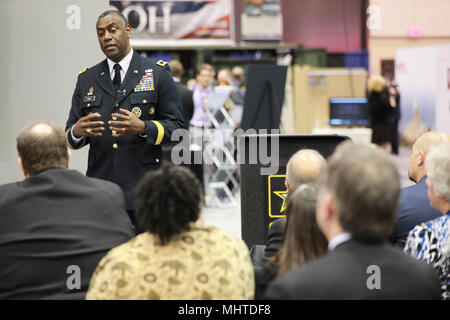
[404,143,450,300]
[86,164,254,300]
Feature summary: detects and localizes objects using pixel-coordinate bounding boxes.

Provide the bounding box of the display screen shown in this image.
[329,98,369,126]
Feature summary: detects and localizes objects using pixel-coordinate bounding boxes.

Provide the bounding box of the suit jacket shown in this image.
[65,52,185,210]
[263,218,286,264]
[264,239,441,300]
[0,169,134,299]
[390,176,441,248]
[175,82,194,128]
[250,218,285,268]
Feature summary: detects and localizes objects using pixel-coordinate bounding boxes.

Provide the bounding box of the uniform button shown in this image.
[156,158,159,163]
[143,100,147,103]
[115,103,119,107]
[112,116,117,120]
[112,130,117,135]
[113,143,118,149]
[87,103,91,107]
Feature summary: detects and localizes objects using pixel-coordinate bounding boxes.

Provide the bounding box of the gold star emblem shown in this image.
[273,189,288,213]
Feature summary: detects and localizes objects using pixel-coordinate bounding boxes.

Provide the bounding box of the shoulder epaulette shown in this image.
[79,67,88,75]
[156,60,168,67]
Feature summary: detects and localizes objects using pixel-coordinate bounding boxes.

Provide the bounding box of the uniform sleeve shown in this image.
[65,75,89,150]
[143,65,185,145]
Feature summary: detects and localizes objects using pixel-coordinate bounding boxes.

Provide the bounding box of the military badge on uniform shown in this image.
[134,69,154,92]
[149,107,155,115]
[132,107,142,118]
[87,87,94,96]
[156,60,168,67]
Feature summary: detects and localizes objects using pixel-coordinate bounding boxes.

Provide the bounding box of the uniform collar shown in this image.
[107,48,134,77]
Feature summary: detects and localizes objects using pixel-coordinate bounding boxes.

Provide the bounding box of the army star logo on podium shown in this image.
[268,175,288,219]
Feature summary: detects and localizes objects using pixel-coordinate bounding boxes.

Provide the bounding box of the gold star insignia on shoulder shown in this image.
[156,60,168,67]
[79,67,88,75]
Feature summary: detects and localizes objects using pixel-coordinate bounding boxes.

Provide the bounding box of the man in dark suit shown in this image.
[0,122,134,299]
[390,131,450,248]
[65,10,184,220]
[264,142,441,300]
[168,60,194,128]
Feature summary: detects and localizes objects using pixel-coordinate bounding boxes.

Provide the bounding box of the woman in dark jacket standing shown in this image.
[368,75,396,150]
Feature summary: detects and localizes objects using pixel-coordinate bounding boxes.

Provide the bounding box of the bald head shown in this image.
[286,149,327,190]
[17,121,69,176]
[413,132,450,154]
[408,131,450,183]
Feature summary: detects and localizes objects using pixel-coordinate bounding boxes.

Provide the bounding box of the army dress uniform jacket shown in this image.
[65,51,184,210]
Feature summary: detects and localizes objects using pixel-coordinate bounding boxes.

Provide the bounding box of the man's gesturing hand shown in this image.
[73,112,105,138]
[109,108,146,137]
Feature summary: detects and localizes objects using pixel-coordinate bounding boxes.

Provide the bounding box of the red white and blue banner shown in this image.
[109,1,231,40]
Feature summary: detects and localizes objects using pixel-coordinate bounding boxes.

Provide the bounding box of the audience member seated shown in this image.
[264,142,441,300]
[390,132,450,248]
[255,184,327,299]
[168,60,194,128]
[404,143,450,300]
[253,149,327,267]
[0,122,134,299]
[86,164,254,300]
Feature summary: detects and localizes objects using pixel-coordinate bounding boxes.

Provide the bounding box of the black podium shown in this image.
[239,134,349,248]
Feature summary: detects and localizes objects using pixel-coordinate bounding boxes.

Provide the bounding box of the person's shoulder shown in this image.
[137,55,169,69]
[264,258,325,299]
[76,60,104,78]
[87,176,123,195]
[269,218,286,233]
[409,213,447,238]
[400,182,422,198]
[0,181,20,202]
[198,224,249,252]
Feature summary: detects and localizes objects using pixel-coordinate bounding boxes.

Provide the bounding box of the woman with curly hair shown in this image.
[86,164,254,300]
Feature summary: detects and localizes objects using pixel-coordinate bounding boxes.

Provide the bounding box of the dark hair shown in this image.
[16,121,69,176]
[135,163,203,245]
[269,184,328,275]
[326,142,400,241]
[98,10,128,26]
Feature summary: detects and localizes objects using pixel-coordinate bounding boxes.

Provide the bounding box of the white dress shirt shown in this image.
[106,48,134,85]
[328,232,351,251]
[71,49,134,142]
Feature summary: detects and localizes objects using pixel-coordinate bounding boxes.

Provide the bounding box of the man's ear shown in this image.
[323,192,337,222]
[285,180,290,191]
[18,157,27,178]
[316,190,334,228]
[67,150,72,165]
[417,150,425,167]
[126,24,132,38]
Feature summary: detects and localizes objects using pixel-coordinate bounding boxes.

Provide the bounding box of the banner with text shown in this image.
[109,0,231,40]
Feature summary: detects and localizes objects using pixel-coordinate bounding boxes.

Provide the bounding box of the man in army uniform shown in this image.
[65,10,184,226]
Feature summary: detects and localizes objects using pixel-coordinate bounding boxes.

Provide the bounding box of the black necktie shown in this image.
[113,64,122,90]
